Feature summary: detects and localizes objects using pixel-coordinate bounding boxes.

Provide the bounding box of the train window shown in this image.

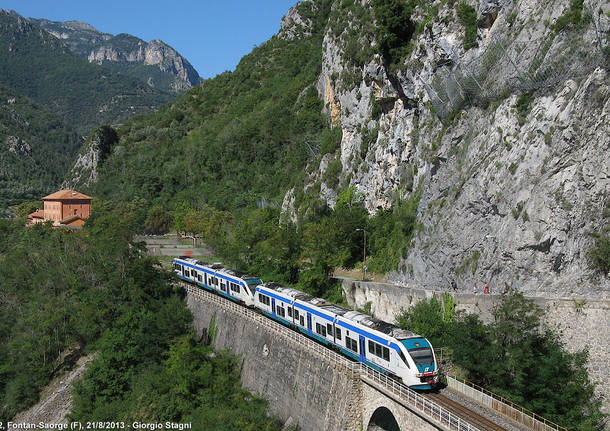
[185,269,190,277]
[231,283,240,294]
[287,307,293,317]
[345,336,358,353]
[299,316,304,326]
[335,328,342,340]
[327,324,332,335]
[409,348,434,366]
[293,309,300,319]
[198,274,202,282]
[399,350,410,368]
[382,347,390,361]
[367,340,390,361]
[315,323,326,337]
[277,307,285,317]
[258,294,270,306]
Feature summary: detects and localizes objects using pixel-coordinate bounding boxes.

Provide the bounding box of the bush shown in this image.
[456,2,478,49]
[588,232,610,275]
[552,0,585,31]
[516,92,533,125]
[372,0,417,68]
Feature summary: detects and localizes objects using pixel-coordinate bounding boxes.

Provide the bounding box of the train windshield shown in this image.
[408,347,434,365]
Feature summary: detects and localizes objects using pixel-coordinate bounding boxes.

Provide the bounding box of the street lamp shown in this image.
[356,228,367,281]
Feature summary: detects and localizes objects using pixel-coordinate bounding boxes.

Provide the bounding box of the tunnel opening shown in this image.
[367,406,401,431]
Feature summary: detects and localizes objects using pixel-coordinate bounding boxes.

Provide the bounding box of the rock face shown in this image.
[285,0,610,298]
[29,18,201,92]
[63,126,118,189]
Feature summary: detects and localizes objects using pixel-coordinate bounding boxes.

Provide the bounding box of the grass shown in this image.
[332,266,386,282]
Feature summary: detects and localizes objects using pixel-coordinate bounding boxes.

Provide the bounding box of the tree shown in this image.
[145,205,173,234]
[395,296,449,346]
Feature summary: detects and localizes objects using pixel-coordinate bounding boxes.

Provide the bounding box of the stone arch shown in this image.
[366,406,401,431]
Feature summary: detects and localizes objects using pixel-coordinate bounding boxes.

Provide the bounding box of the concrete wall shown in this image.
[341,279,610,415]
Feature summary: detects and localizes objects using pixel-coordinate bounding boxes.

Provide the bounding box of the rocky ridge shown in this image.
[29,17,201,92]
[282,0,609,298]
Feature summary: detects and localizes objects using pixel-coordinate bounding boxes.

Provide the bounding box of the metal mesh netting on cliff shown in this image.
[424,10,610,120]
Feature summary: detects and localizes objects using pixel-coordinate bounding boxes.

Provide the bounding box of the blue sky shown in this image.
[3,0,299,79]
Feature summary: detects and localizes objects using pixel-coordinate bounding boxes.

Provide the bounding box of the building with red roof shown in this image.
[27,190,92,227]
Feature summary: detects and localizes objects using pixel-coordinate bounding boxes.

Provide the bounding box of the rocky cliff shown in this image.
[283,0,609,298]
[29,18,201,92]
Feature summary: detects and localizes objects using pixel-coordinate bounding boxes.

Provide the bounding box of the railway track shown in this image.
[423,391,509,431]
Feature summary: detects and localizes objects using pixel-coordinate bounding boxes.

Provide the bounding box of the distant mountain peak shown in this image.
[62,20,98,31]
[27,15,202,91]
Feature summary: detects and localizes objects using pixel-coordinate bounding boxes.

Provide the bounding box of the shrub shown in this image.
[588,231,610,275]
[456,2,478,49]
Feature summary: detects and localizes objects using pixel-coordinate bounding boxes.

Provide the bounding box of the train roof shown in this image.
[342,310,416,339]
[309,298,351,316]
[176,257,209,266]
[260,282,314,302]
[221,268,260,280]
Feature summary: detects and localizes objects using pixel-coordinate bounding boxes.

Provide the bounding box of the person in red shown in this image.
[483,282,490,294]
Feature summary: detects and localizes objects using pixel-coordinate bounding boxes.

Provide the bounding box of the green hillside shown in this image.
[0,10,174,135]
[0,83,81,207]
[93,0,333,210]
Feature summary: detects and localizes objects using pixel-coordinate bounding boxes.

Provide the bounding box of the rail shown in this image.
[446,375,568,431]
[182,283,483,431]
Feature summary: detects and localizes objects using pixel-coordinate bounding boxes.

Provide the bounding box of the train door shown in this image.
[359,336,366,362]
[271,298,276,316]
[307,313,312,335]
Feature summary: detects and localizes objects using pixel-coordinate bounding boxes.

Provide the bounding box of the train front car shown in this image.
[395,334,439,389]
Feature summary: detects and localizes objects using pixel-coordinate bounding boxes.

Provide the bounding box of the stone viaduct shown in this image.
[183,284,477,431]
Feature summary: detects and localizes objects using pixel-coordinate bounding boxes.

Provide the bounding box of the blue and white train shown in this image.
[173,256,439,389]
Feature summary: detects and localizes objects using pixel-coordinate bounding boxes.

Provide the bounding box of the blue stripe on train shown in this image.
[256,287,402,354]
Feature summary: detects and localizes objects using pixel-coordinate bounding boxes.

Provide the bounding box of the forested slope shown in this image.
[0,9,174,135]
[0,209,282,430]
[0,83,81,207]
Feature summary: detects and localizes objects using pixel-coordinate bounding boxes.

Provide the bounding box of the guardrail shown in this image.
[446,375,568,431]
[182,283,482,431]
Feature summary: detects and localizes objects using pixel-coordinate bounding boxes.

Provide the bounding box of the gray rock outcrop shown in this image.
[284,0,610,298]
